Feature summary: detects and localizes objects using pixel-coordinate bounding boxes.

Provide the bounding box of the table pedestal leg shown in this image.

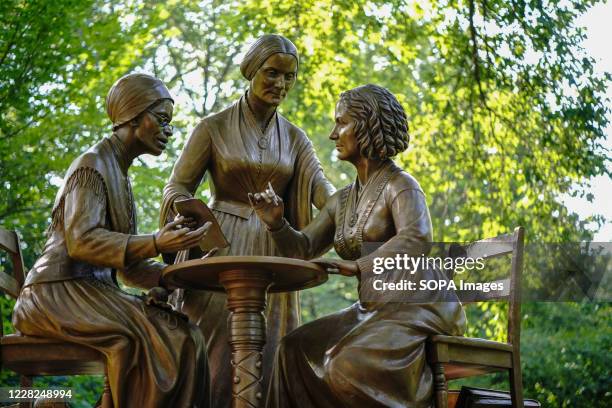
[220,270,272,408]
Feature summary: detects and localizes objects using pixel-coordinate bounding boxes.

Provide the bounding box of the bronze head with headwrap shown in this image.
[106,73,174,131]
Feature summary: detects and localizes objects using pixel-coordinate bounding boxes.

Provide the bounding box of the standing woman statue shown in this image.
[160,34,334,407]
[250,84,466,407]
[13,73,211,408]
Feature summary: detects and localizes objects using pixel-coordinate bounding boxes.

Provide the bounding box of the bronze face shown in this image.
[330,100,360,163]
[249,53,297,107]
[135,99,174,155]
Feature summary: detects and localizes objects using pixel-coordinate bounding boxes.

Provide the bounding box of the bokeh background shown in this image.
[1,0,610,406]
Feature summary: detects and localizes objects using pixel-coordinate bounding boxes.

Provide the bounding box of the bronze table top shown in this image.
[163,255,327,292]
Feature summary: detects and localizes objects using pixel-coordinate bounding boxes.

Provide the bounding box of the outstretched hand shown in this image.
[249,182,285,230]
[311,258,359,277]
[154,215,211,253]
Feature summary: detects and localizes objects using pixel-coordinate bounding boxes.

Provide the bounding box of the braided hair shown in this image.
[338,84,409,160]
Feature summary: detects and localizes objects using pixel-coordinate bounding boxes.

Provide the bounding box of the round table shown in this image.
[162,256,327,408]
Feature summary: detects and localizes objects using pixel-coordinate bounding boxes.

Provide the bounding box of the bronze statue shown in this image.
[250,84,467,407]
[13,73,210,407]
[160,34,334,407]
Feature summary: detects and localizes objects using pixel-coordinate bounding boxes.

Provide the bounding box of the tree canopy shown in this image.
[1,1,610,406]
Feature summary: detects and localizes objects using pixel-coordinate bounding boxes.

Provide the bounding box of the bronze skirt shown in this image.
[266,301,465,408]
[13,278,210,408]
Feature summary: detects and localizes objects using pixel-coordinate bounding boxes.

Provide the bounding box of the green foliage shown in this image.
[521,303,611,407]
[0,0,609,406]
[452,302,611,408]
[0,0,166,262]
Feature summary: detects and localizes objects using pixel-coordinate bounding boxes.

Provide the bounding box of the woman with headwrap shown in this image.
[13,73,211,407]
[250,84,466,407]
[160,34,334,407]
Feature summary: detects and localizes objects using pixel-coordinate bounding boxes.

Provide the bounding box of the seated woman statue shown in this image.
[249,84,466,407]
[13,73,210,408]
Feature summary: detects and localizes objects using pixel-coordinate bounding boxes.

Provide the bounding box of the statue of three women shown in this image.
[12,34,465,407]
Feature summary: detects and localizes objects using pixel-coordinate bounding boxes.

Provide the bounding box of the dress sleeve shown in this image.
[120,236,166,289]
[269,193,338,260]
[63,168,165,289]
[355,188,433,279]
[160,121,213,225]
[63,169,158,270]
[311,168,335,210]
[63,171,131,270]
[118,258,165,290]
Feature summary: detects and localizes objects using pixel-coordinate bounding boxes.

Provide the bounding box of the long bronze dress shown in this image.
[13,135,209,408]
[160,95,334,408]
[264,160,466,407]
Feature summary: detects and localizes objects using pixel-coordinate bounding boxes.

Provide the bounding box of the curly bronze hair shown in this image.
[338,84,409,160]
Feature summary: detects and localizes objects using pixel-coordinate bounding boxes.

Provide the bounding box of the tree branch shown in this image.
[468,0,487,106]
[209,49,240,113]
[0,204,52,221]
[201,2,217,117]
[166,40,202,117]
[0,111,50,140]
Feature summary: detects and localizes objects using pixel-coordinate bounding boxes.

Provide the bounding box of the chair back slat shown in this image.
[0,227,26,297]
[450,234,514,261]
[0,272,20,298]
[0,228,19,255]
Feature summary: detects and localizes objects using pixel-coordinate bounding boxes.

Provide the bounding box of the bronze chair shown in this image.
[427,226,525,408]
[0,227,112,408]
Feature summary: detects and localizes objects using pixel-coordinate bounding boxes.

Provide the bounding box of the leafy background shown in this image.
[0,0,610,406]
